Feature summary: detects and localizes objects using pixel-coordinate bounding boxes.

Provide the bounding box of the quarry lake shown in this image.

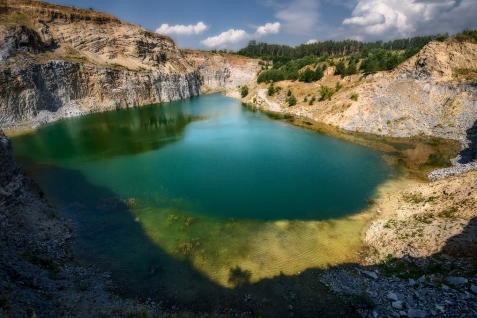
[11,94,396,305]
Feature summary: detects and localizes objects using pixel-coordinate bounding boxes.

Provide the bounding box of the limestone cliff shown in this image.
[0,0,259,130]
[184,49,261,92]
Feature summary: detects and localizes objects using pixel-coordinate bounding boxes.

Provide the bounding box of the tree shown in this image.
[346,61,357,75]
[315,67,324,81]
[288,94,297,106]
[300,68,315,83]
[240,85,249,98]
[334,61,346,78]
[319,85,334,101]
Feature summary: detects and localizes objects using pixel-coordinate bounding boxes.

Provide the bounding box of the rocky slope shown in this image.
[0,0,260,131]
[247,40,477,142]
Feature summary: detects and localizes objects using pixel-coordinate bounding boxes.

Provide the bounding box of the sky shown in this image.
[48,0,477,50]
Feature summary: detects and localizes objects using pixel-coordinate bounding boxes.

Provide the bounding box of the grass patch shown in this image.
[438,206,458,218]
[402,192,425,204]
[1,11,32,26]
[453,68,477,81]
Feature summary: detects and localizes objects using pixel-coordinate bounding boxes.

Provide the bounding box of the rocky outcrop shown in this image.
[0,61,200,127]
[0,1,260,130]
[184,50,261,91]
[0,1,204,129]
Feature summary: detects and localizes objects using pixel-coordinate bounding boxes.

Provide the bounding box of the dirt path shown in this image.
[258,89,281,112]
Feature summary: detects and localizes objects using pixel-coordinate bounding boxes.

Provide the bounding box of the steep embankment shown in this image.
[246,40,477,142]
[0,0,260,131]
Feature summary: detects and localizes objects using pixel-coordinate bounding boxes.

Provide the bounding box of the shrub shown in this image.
[319,85,334,101]
[335,81,342,92]
[240,85,249,98]
[350,93,359,101]
[288,94,297,106]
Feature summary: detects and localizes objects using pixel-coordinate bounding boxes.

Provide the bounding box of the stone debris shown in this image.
[321,267,477,318]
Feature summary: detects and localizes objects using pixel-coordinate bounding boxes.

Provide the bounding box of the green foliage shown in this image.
[334,61,346,77]
[299,66,324,83]
[319,85,334,101]
[350,93,359,101]
[454,29,477,42]
[360,49,401,73]
[303,96,308,102]
[335,81,342,92]
[300,67,316,83]
[240,85,249,98]
[287,89,292,97]
[347,61,357,75]
[309,95,316,105]
[238,35,437,61]
[268,83,275,96]
[287,94,297,106]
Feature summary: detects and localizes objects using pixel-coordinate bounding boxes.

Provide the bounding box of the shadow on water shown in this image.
[457,119,477,164]
[30,163,361,317]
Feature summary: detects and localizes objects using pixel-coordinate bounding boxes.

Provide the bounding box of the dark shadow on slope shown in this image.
[24,163,359,318]
[458,119,477,164]
[437,217,477,272]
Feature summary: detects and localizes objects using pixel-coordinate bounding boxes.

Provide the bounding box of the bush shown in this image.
[319,85,334,101]
[309,95,316,105]
[350,93,359,101]
[335,81,342,92]
[334,61,346,78]
[268,84,275,96]
[288,94,297,106]
[240,85,249,98]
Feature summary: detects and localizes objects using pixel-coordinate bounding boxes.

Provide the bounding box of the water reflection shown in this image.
[12,102,201,163]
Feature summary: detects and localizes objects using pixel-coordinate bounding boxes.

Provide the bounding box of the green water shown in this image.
[11,94,395,310]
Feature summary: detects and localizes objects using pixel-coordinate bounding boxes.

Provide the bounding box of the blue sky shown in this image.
[49,0,477,50]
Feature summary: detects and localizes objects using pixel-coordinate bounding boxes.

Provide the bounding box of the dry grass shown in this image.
[453,68,477,81]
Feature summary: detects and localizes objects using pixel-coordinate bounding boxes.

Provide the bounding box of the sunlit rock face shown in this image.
[0,0,260,129]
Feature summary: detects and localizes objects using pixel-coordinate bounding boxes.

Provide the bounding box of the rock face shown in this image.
[0,0,259,130]
[0,61,200,126]
[184,49,261,91]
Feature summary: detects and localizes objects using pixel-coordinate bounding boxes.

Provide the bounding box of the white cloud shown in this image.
[340,0,477,41]
[200,22,281,48]
[306,39,318,44]
[275,0,320,35]
[156,22,208,36]
[256,22,281,36]
[200,29,250,47]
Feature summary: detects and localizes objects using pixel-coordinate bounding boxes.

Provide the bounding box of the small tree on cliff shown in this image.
[241,85,249,98]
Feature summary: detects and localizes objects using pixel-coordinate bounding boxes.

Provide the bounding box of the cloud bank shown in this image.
[341,0,476,41]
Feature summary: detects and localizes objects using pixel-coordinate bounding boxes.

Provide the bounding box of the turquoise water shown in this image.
[12,94,392,221]
[11,94,395,308]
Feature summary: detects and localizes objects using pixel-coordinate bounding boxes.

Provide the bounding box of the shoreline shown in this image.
[3,89,476,317]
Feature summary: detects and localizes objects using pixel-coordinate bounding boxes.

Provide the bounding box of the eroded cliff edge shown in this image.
[0,0,260,131]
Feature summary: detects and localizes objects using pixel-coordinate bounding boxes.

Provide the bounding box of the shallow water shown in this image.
[11,94,395,300]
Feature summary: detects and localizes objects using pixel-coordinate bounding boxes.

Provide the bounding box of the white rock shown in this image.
[387,292,399,301]
[392,301,403,310]
[363,270,378,279]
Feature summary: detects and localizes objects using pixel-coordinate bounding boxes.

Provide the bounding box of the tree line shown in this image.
[237,35,446,62]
